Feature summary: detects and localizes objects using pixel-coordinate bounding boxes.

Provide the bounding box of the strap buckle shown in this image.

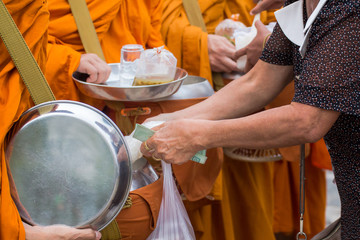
[120,107,151,117]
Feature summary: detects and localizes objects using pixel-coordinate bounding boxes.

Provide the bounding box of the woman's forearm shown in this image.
[171,61,294,121]
[202,102,339,150]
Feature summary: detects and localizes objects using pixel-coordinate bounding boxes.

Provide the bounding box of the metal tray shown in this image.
[7,100,132,230]
[73,65,188,102]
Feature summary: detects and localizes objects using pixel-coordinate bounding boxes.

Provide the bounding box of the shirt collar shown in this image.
[274,0,328,58]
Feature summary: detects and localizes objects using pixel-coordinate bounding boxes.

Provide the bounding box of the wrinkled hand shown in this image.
[25,223,101,240]
[140,119,206,165]
[250,0,285,15]
[208,34,238,73]
[234,21,271,73]
[76,53,111,84]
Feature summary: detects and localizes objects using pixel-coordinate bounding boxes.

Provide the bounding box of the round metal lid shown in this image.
[7,100,131,230]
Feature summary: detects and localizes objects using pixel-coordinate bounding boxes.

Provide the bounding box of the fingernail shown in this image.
[95,231,102,240]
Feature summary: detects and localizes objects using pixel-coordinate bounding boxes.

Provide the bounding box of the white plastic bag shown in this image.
[147,160,195,240]
[125,121,196,239]
[215,18,246,42]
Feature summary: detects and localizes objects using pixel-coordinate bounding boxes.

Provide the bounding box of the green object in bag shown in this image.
[133,124,207,164]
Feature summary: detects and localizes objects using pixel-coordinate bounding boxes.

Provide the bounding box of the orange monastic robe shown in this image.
[46,0,165,102]
[161,1,234,239]
[225,0,276,26]
[102,0,165,63]
[0,1,49,239]
[161,0,228,86]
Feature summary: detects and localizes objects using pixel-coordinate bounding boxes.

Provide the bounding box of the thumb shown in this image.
[234,47,247,60]
[254,20,267,31]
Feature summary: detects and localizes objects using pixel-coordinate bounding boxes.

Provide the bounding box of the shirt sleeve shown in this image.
[260,23,295,66]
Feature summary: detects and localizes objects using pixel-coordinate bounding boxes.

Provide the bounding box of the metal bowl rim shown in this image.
[73,67,188,89]
[10,100,132,230]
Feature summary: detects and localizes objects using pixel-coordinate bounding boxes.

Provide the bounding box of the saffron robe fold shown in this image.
[0,1,49,239]
[161,0,228,85]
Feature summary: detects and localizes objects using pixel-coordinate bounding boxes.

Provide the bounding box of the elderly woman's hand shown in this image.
[140,119,207,165]
[235,21,271,72]
[76,53,111,84]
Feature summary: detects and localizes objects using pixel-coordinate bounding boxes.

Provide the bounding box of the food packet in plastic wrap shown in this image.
[215,14,246,44]
[133,46,177,86]
[147,160,196,240]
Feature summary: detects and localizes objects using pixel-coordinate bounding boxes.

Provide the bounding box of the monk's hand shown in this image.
[234,21,271,73]
[208,34,238,73]
[140,119,206,165]
[77,53,111,84]
[250,0,285,15]
[24,223,101,240]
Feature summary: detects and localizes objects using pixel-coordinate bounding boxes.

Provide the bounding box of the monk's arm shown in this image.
[46,39,110,84]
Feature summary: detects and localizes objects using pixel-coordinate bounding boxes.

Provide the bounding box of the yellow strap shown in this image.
[105,101,136,135]
[212,72,225,91]
[100,196,132,240]
[0,0,55,105]
[68,0,106,61]
[100,219,122,240]
[182,0,207,32]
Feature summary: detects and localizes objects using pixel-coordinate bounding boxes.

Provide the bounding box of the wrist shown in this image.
[24,224,46,240]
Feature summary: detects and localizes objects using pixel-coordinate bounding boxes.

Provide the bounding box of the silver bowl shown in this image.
[73,66,188,102]
[6,100,132,230]
[131,157,158,191]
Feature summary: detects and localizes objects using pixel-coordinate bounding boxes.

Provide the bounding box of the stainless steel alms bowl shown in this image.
[6,100,132,230]
[72,66,188,102]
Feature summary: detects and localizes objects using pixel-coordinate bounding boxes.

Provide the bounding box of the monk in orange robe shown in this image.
[45,1,164,239]
[100,1,224,238]
[1,1,102,239]
[160,1,240,239]
[45,1,223,239]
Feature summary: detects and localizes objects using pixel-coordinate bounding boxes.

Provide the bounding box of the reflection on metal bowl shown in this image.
[131,157,158,191]
[6,100,132,230]
[73,65,188,102]
[160,75,214,100]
